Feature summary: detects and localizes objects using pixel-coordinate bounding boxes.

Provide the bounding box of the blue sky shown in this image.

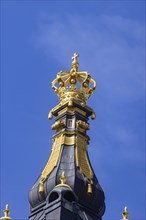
[0,1,145,219]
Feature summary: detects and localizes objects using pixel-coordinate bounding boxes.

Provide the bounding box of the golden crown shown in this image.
[52,53,96,105]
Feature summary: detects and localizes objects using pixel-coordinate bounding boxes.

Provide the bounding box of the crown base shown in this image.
[59,91,88,105]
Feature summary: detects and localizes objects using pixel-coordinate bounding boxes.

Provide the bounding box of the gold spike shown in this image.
[48,111,53,120]
[91,112,96,120]
[0,204,12,220]
[122,207,129,220]
[60,171,67,184]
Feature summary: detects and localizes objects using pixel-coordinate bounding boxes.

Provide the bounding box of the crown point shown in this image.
[72,53,79,63]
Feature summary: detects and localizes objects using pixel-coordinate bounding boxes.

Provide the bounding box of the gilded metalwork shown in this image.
[75,134,93,180]
[51,53,96,105]
[52,130,90,142]
[0,204,12,220]
[72,53,79,70]
[62,135,75,145]
[40,53,96,194]
[39,134,63,193]
[87,182,92,194]
[51,120,65,131]
[91,112,96,120]
[48,110,53,120]
[122,207,129,220]
[55,171,72,190]
[58,107,86,117]
[60,171,67,184]
[48,99,96,120]
[76,120,90,132]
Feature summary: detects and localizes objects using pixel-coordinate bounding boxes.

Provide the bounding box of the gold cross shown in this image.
[72,53,79,63]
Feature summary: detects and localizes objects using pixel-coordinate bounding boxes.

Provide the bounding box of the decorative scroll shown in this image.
[76,120,90,131]
[51,120,65,131]
[39,134,63,193]
[75,134,93,180]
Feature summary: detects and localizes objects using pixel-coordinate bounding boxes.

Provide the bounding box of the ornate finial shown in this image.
[0,204,12,220]
[60,171,67,184]
[71,53,79,71]
[72,53,79,63]
[122,207,129,220]
[52,53,96,105]
[55,171,72,190]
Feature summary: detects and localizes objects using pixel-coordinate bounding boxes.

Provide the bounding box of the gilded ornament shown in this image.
[55,171,72,190]
[62,135,75,145]
[76,120,90,131]
[58,107,86,116]
[75,134,93,181]
[40,53,95,194]
[0,205,12,220]
[91,112,96,120]
[39,134,63,193]
[51,120,65,131]
[87,182,92,194]
[51,53,96,105]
